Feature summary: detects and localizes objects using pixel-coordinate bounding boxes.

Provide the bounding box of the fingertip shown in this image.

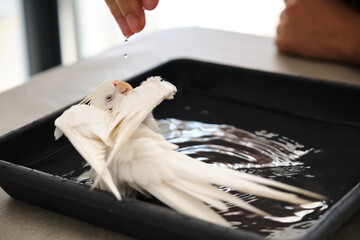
[138,13,146,31]
[142,0,159,10]
[126,14,139,33]
[126,13,145,33]
[275,36,281,49]
[275,35,290,52]
[117,18,134,37]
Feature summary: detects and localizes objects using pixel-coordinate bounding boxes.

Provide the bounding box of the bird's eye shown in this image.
[106,95,113,102]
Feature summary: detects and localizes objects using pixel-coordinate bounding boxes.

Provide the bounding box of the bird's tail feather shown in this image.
[172,153,322,204]
[216,165,326,200]
[172,179,228,211]
[146,182,231,227]
[178,162,311,205]
[172,178,269,216]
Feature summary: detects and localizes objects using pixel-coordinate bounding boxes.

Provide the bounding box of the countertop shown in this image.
[0,27,359,239]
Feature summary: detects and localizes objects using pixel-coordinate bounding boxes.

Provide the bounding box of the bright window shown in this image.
[0,0,28,92]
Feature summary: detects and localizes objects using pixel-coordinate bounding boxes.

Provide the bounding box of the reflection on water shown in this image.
[158,118,328,239]
[68,118,329,239]
[158,118,311,169]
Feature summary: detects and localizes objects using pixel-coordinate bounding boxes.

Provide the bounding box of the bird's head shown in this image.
[80,78,133,112]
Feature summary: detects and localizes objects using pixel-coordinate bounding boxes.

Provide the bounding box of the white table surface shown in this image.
[0,27,359,239]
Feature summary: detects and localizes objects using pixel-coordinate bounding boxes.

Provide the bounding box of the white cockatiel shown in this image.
[54,77,325,227]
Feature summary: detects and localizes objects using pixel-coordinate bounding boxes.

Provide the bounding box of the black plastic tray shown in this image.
[1,59,359,240]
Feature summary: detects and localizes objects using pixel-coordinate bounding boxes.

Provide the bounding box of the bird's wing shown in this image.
[103,125,231,227]
[54,105,121,199]
[146,181,232,227]
[109,77,176,142]
[108,126,263,226]
[92,77,177,187]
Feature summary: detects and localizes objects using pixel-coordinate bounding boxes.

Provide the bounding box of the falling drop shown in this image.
[123,38,129,60]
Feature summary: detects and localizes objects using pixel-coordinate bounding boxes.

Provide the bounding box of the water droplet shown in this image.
[123,54,128,59]
[284,206,295,210]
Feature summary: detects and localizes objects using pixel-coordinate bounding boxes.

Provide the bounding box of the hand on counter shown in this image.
[276,0,360,65]
[105,0,159,37]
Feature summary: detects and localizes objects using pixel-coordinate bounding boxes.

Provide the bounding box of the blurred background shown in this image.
[0,0,284,93]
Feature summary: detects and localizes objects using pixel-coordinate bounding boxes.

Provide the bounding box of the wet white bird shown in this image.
[54,77,325,227]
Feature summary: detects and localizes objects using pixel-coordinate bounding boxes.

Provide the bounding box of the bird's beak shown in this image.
[113,80,133,95]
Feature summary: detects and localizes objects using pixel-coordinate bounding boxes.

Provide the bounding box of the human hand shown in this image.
[276,0,360,64]
[105,0,159,37]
